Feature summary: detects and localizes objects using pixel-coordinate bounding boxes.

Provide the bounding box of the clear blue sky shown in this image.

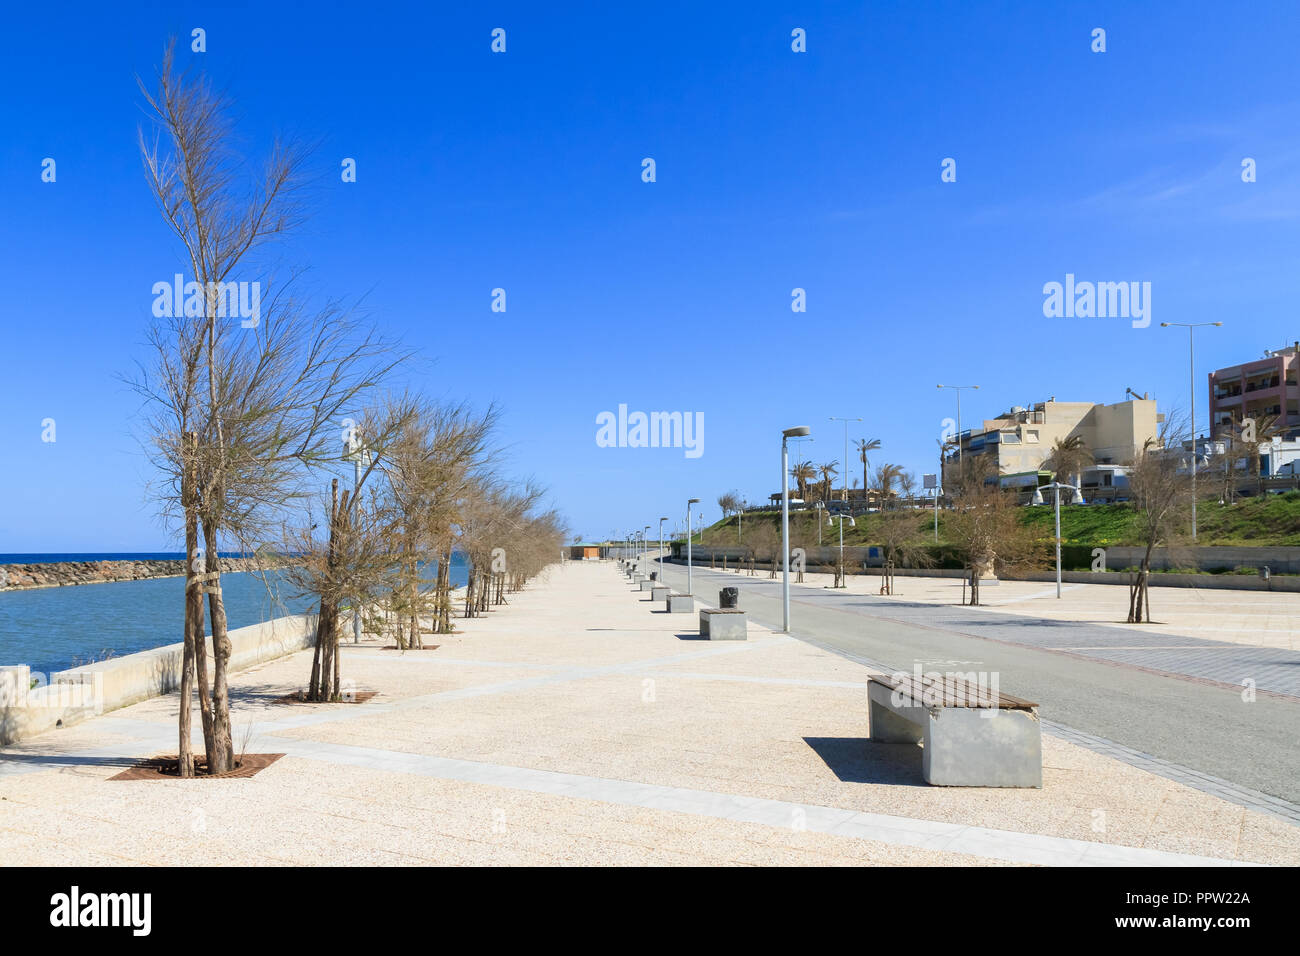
[2,1,1299,551]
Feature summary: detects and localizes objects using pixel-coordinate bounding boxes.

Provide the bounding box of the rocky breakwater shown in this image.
[0,557,265,591]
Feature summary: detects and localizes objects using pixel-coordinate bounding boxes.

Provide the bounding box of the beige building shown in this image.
[946,397,1162,494]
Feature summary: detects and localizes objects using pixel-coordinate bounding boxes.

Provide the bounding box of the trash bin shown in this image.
[650,572,657,582]
[720,587,739,609]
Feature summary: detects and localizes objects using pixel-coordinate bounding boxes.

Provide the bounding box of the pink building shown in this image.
[1209,342,1300,436]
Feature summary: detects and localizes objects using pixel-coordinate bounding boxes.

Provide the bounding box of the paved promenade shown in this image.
[2,560,1296,866]
[656,561,1300,807]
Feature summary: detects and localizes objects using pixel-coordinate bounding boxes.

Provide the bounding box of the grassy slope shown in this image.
[696,492,1300,548]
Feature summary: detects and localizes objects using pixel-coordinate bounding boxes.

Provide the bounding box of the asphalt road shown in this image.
[650,561,1300,805]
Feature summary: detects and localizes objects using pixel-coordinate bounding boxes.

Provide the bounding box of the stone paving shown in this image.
[1,559,1296,866]
[686,566,1300,698]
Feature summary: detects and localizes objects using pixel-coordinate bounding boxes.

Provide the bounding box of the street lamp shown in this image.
[643,525,650,563]
[1161,321,1222,540]
[781,426,811,631]
[658,516,668,578]
[686,498,700,595]
[826,513,855,587]
[937,384,980,462]
[829,416,862,502]
[1032,480,1083,598]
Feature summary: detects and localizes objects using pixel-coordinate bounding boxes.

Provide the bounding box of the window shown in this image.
[1025,430,1040,443]
[1001,431,1021,444]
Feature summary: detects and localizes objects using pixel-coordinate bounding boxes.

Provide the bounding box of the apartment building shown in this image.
[1208,341,1300,435]
[945,397,1162,497]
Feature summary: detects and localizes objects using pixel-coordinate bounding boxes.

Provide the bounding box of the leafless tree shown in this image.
[1125,418,1192,623]
[278,400,416,699]
[944,457,1044,605]
[134,43,404,774]
[872,510,933,594]
[379,399,498,641]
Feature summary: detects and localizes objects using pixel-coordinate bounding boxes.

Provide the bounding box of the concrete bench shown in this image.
[638,579,655,591]
[651,585,671,603]
[867,672,1041,788]
[666,593,694,613]
[699,608,747,640]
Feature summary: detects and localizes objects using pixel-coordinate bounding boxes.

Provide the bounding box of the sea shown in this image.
[0,553,468,676]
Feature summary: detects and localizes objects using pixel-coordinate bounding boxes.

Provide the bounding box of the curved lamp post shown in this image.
[826,513,856,587]
[1032,480,1083,597]
[781,426,811,631]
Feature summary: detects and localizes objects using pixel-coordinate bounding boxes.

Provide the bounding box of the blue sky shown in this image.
[2,1,1299,550]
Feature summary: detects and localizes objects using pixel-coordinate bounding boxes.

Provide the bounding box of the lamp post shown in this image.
[1032,480,1083,598]
[781,426,811,631]
[658,516,667,578]
[1161,321,1222,540]
[686,498,700,595]
[829,416,862,502]
[937,384,980,462]
[643,525,650,564]
[826,513,855,587]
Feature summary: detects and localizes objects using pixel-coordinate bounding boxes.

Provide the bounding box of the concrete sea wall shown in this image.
[0,613,317,745]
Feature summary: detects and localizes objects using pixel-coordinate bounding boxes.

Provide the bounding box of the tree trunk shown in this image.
[179,431,200,778]
[202,518,234,773]
[308,602,325,699]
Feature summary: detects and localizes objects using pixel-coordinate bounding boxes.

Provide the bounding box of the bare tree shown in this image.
[135,43,404,773]
[279,400,415,700]
[1240,413,1284,497]
[1125,419,1191,623]
[380,399,498,640]
[872,510,933,594]
[944,457,1044,605]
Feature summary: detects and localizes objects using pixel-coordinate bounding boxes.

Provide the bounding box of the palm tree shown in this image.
[790,460,815,501]
[817,461,839,502]
[874,463,904,509]
[1047,435,1093,494]
[855,438,881,501]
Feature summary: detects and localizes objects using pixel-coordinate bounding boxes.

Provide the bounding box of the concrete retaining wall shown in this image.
[0,613,317,745]
[664,555,1300,592]
[674,543,1300,574]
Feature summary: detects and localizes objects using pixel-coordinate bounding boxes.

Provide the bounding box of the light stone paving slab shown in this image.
[2,560,1298,866]
[236,733,1257,867]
